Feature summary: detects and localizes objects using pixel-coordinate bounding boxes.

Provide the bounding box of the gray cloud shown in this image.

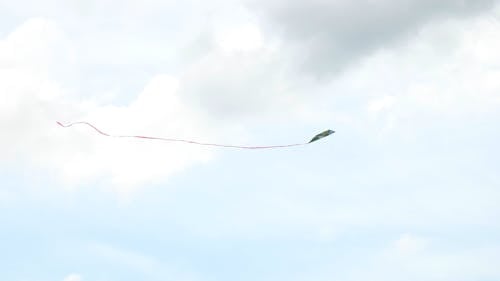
[179,50,292,121]
[249,0,498,76]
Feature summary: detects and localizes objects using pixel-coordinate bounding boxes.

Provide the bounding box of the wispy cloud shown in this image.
[63,273,82,281]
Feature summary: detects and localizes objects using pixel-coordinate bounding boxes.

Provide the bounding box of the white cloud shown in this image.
[0,15,324,195]
[370,236,500,281]
[393,16,500,116]
[2,2,499,195]
[88,242,160,274]
[63,274,81,281]
[322,13,500,137]
[215,23,263,52]
[393,233,428,255]
[0,18,70,69]
[82,241,199,280]
[311,235,500,281]
[0,18,216,192]
[367,95,396,113]
[48,74,215,190]
[0,16,321,193]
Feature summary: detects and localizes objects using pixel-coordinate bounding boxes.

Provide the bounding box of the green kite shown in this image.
[309,129,335,143]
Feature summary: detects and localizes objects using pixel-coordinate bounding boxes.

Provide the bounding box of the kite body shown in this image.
[309,129,335,143]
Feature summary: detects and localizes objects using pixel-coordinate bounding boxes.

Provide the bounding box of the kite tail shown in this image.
[56,121,307,149]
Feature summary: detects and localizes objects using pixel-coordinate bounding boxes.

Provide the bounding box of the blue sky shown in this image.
[1,0,500,280]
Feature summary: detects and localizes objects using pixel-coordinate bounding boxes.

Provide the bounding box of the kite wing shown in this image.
[309,129,335,143]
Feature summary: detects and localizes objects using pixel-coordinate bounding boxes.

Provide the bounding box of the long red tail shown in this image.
[56,121,307,149]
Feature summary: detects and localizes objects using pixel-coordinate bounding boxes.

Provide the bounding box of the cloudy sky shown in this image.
[1,0,500,280]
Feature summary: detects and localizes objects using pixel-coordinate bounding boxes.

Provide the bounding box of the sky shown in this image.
[1,0,500,280]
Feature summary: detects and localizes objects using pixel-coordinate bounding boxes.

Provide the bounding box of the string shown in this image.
[56,121,307,149]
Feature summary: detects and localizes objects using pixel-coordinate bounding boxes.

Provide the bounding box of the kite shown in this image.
[308,129,335,143]
[56,121,334,149]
